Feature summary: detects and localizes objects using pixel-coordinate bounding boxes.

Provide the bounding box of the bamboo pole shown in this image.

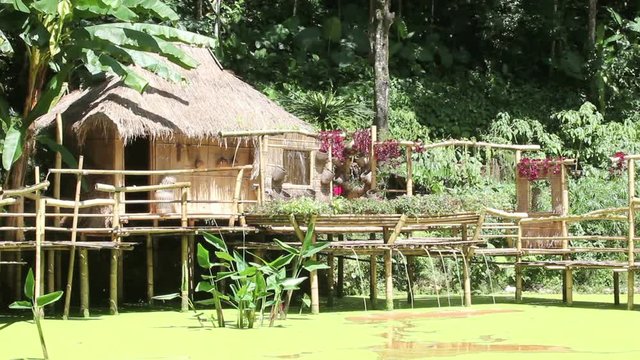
[383,227,393,311]
[33,167,43,303]
[50,165,253,176]
[180,186,189,312]
[614,272,620,305]
[370,126,377,190]
[310,230,320,315]
[79,242,90,318]
[328,143,334,201]
[515,219,523,303]
[369,234,378,309]
[406,146,413,196]
[406,255,415,304]
[337,244,344,298]
[50,114,63,296]
[109,186,121,315]
[565,268,573,306]
[384,249,393,311]
[327,249,335,308]
[146,234,154,304]
[229,168,245,226]
[63,156,84,319]
[257,136,265,205]
[485,146,492,178]
[628,159,636,310]
[461,225,472,307]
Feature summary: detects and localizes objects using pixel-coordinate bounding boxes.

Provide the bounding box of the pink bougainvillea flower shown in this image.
[333,185,343,197]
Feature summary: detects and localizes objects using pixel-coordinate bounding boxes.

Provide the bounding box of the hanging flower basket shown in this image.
[517,157,563,181]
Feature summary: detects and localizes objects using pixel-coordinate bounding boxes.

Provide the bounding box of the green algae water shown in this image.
[1,294,640,359]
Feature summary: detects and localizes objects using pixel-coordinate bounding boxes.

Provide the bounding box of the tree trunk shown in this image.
[195,0,203,20]
[370,0,394,136]
[587,0,597,49]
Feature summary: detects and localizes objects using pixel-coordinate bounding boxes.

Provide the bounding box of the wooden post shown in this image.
[614,272,620,305]
[109,187,121,315]
[63,156,84,319]
[565,268,573,306]
[328,144,334,201]
[370,126,377,190]
[405,146,413,196]
[327,252,335,307]
[310,231,320,315]
[79,245,90,318]
[180,186,189,312]
[117,249,124,304]
[628,159,636,310]
[369,254,378,310]
[146,234,154,304]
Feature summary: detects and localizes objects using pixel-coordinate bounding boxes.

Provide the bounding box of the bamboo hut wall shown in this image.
[150,135,255,215]
[264,133,325,200]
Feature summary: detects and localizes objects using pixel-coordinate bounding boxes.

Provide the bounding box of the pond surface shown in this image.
[1,294,640,359]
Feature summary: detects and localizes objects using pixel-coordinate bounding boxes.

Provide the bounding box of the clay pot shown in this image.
[316,151,329,163]
[320,169,334,185]
[347,186,366,199]
[360,171,372,185]
[270,165,287,183]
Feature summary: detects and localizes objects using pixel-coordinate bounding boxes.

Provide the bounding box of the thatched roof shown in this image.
[35,47,314,143]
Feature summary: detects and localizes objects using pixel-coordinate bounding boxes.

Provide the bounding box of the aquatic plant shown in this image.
[9,268,63,360]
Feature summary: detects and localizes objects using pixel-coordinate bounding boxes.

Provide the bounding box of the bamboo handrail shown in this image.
[49,165,253,176]
[3,181,50,197]
[46,198,116,209]
[485,208,528,219]
[218,129,318,138]
[95,182,191,193]
[419,140,540,151]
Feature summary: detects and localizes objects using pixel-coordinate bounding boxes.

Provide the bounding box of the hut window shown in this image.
[530,180,552,213]
[283,150,311,185]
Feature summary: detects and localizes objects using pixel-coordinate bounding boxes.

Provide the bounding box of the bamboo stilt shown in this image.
[384,249,393,311]
[406,255,415,303]
[109,184,121,316]
[79,247,90,318]
[614,272,620,305]
[565,268,573,306]
[146,234,154,304]
[369,254,377,309]
[117,250,124,304]
[46,251,54,294]
[63,157,84,319]
[515,219,523,302]
[337,254,344,298]
[628,159,636,310]
[109,250,118,315]
[310,231,320,315]
[180,235,189,312]
[180,186,189,312]
[327,252,335,308]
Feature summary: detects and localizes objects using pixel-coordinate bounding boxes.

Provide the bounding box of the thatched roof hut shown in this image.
[36,47,313,144]
[36,47,326,218]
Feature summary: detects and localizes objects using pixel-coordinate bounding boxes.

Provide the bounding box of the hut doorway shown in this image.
[124,138,151,214]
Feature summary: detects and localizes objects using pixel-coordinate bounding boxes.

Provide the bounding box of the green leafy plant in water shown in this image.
[196,232,318,328]
[9,268,63,360]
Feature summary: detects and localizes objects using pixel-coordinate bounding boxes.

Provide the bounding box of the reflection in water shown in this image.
[346,308,521,323]
[376,318,571,359]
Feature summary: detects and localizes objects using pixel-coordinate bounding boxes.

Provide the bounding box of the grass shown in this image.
[1,293,640,359]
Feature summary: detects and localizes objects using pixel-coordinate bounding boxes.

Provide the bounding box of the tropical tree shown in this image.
[0,0,215,235]
[0,0,215,175]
